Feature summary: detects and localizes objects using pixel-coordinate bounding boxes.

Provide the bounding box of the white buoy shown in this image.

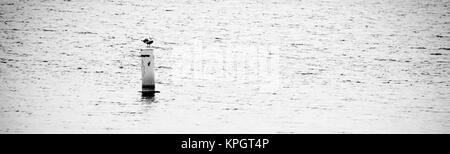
[141,48,158,94]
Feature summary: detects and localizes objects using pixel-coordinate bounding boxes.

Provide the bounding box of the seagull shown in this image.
[142,38,153,46]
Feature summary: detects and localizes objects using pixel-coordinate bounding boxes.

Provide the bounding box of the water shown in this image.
[0,0,449,133]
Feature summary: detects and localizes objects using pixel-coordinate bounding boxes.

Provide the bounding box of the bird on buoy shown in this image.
[142,38,153,46]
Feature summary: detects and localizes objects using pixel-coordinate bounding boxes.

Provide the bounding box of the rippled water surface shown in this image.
[0,0,449,133]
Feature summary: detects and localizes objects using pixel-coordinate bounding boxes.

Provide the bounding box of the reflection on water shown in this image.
[0,0,449,133]
[141,94,156,103]
[141,93,155,99]
[141,91,157,102]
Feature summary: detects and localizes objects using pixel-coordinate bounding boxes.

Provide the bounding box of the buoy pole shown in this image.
[141,48,158,95]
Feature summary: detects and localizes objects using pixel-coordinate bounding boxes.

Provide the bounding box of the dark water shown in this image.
[0,0,449,133]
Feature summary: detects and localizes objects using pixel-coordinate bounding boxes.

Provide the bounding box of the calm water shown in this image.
[0,0,449,133]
